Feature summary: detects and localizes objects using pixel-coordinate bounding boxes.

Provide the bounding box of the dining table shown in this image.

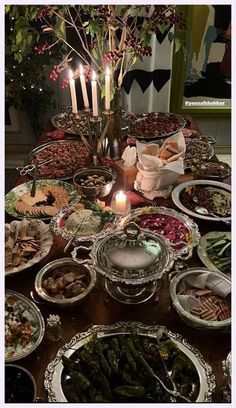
[5,114,231,402]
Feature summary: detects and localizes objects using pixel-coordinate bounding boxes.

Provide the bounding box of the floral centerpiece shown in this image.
[6,5,186,158]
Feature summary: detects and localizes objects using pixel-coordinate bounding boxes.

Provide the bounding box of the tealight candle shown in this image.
[79,64,89,109]
[69,69,78,114]
[91,70,98,117]
[105,66,111,111]
[111,191,131,215]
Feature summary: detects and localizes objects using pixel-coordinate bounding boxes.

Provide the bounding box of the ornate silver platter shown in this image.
[221,351,231,401]
[172,180,231,222]
[51,108,90,136]
[197,231,231,275]
[26,139,89,181]
[50,203,117,245]
[72,223,176,303]
[5,179,79,221]
[52,107,129,136]
[193,161,231,180]
[5,290,45,362]
[44,321,215,402]
[169,267,231,331]
[184,139,214,169]
[128,112,186,140]
[117,206,201,260]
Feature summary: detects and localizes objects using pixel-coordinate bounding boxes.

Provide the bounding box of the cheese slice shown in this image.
[20,190,47,206]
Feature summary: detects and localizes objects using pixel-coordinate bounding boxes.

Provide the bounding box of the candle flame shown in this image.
[92,70,96,81]
[79,64,84,75]
[117,191,126,198]
[106,66,110,77]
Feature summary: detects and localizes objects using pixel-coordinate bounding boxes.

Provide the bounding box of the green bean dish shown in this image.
[61,332,199,402]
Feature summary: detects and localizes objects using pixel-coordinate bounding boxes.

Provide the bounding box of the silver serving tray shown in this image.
[52,107,129,135]
[169,267,231,331]
[172,180,231,222]
[184,139,214,169]
[51,108,90,136]
[26,140,88,181]
[50,204,118,244]
[117,206,201,260]
[44,321,215,402]
[194,161,231,180]
[128,112,186,140]
[5,290,45,362]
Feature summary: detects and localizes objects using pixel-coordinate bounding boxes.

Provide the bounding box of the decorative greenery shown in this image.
[5,6,64,134]
[5,5,187,106]
[5,53,57,135]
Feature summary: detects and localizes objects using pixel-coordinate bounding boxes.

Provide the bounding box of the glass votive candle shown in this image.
[110,190,131,215]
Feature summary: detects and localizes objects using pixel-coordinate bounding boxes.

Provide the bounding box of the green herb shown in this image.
[206,235,231,273]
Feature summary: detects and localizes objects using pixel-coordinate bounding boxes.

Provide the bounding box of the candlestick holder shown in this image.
[73,112,81,119]
[82,106,91,113]
[89,116,102,123]
[102,109,114,116]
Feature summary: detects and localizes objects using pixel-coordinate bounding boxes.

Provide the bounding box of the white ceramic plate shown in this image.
[5,290,45,362]
[5,219,53,276]
[171,180,231,222]
[197,231,231,275]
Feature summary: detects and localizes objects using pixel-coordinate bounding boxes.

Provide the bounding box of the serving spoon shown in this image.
[195,206,230,225]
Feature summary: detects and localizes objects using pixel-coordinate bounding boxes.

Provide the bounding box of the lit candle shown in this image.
[69,69,78,114]
[91,71,98,117]
[79,64,89,109]
[105,66,110,111]
[115,191,127,214]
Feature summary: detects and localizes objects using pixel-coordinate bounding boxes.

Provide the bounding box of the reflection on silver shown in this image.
[44,321,215,402]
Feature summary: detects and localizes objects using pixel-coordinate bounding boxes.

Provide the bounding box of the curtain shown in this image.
[122,28,174,113]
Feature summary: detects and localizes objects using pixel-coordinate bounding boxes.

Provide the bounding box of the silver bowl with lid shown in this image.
[169,267,231,331]
[72,222,176,304]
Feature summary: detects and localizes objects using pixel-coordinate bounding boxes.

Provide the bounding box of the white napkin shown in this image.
[136,132,185,173]
[121,146,137,167]
[177,272,231,312]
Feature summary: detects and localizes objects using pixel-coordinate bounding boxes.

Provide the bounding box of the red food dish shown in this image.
[129,112,185,139]
[134,213,190,249]
[30,141,89,180]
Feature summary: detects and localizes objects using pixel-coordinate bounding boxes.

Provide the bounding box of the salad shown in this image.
[5,292,42,360]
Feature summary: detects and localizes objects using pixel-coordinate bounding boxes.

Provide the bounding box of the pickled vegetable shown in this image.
[61,332,200,403]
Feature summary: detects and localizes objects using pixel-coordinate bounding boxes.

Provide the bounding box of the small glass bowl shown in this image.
[110,190,131,215]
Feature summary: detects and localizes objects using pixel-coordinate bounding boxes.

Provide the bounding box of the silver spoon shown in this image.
[195,206,231,225]
[195,206,220,217]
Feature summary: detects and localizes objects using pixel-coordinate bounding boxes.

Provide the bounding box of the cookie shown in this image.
[43,206,59,216]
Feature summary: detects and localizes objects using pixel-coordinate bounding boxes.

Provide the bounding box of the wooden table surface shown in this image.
[5,117,231,402]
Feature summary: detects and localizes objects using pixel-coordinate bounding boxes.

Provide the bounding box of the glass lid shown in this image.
[92,223,175,285]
